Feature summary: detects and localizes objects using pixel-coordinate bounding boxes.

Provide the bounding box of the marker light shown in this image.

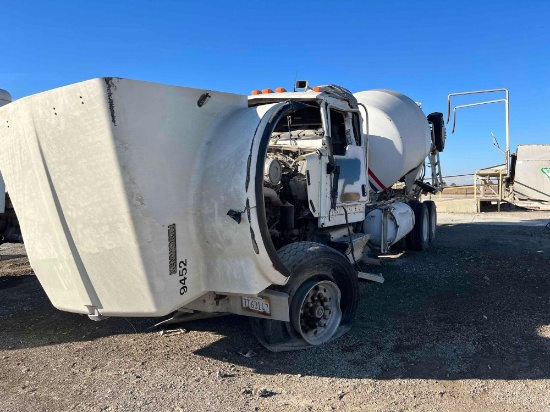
[313,86,323,92]
[262,88,274,94]
[275,87,287,93]
[251,90,262,95]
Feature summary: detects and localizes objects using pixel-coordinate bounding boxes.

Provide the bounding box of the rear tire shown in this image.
[251,242,359,352]
[424,200,437,242]
[407,201,430,251]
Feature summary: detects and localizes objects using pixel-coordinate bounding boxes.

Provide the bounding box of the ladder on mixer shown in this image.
[428,151,444,192]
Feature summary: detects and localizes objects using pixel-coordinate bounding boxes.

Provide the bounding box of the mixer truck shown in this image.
[0,78,445,351]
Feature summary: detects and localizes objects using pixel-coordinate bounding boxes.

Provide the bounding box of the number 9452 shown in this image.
[178,260,188,295]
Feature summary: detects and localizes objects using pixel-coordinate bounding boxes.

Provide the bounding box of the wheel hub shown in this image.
[313,305,325,319]
[290,280,342,345]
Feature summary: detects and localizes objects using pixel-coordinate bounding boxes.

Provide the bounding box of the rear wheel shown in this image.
[251,241,359,352]
[407,201,429,251]
[424,200,437,242]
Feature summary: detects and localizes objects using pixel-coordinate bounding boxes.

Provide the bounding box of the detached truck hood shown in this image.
[0,78,289,318]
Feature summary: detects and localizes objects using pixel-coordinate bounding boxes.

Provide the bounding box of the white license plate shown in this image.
[242,296,271,316]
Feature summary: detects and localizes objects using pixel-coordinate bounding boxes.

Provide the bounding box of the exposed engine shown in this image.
[263,149,315,250]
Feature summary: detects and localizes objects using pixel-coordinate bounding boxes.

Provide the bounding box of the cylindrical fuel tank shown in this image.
[363,202,414,247]
[0,89,12,107]
[354,90,431,192]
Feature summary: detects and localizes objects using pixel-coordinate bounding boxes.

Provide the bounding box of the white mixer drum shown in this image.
[354,90,431,192]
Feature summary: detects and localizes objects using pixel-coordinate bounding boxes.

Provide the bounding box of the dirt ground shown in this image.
[0,213,549,411]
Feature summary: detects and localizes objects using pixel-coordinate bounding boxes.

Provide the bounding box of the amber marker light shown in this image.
[313,86,323,92]
[251,90,262,95]
[262,88,274,94]
[275,87,287,93]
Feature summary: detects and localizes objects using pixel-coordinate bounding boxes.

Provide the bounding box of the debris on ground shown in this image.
[256,388,277,398]
[159,328,187,337]
[237,348,257,358]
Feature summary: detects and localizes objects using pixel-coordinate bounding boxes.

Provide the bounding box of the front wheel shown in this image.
[290,279,342,345]
[251,242,359,352]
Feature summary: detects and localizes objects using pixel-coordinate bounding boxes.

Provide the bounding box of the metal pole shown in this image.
[447,89,510,178]
[451,99,507,134]
[504,89,510,179]
[498,170,502,212]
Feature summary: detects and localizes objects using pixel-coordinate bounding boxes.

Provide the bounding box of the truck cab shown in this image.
[248,85,370,253]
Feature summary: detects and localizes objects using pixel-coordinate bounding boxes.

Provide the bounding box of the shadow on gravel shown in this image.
[0,275,29,289]
[1,223,549,381]
[0,275,159,350]
[0,254,27,260]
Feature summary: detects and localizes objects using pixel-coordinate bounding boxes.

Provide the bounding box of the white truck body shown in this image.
[0,78,445,349]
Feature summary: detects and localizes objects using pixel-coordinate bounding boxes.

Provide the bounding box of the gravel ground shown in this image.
[0,214,549,411]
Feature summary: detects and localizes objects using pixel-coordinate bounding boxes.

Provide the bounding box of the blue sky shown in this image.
[2,0,549,176]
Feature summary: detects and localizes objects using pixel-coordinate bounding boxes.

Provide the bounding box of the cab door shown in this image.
[317,107,368,227]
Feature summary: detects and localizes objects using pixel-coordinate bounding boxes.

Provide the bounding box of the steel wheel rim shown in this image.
[291,280,342,345]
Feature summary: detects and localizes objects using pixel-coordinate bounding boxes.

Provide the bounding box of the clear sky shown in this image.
[2,0,549,176]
